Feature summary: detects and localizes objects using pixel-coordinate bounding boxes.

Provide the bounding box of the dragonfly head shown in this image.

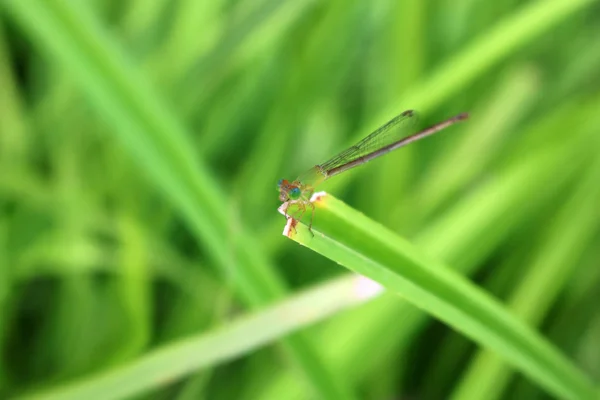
[277,179,301,202]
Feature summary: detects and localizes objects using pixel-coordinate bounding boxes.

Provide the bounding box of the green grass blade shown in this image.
[281,193,597,399]
[450,152,600,400]
[17,275,378,400]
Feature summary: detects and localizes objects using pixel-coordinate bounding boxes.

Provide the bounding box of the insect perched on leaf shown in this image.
[277,110,469,233]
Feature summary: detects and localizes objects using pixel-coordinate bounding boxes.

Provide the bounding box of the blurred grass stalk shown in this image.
[0,23,29,167]
[15,275,380,400]
[0,1,357,399]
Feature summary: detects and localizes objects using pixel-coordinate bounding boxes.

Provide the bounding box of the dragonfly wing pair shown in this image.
[297,109,419,187]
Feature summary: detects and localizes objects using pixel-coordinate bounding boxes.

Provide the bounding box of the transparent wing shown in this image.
[319,110,419,174]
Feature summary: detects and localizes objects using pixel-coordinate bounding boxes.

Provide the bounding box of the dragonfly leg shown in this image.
[290,202,314,236]
[283,201,314,237]
[294,202,307,222]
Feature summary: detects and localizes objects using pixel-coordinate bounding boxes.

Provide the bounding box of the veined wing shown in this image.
[294,110,468,188]
[318,110,418,176]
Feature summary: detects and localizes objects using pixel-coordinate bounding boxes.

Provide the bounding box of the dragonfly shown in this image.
[277,110,469,232]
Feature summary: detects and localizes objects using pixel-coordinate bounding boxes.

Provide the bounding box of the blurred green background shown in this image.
[1,0,599,399]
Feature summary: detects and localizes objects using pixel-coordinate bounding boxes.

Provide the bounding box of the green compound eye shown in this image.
[289,187,301,200]
[277,179,283,190]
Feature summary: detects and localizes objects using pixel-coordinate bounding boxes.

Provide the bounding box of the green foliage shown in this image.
[0,0,598,399]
